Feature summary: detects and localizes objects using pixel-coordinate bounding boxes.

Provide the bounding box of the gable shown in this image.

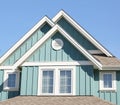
[26,32,88,62]
[57,17,98,50]
[53,10,113,57]
[1,22,52,66]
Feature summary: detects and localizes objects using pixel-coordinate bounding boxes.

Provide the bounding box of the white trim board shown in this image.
[13,25,102,70]
[52,10,113,57]
[22,61,93,66]
[0,16,55,65]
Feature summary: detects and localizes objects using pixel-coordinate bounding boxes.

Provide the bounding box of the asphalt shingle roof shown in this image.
[0,96,114,105]
[93,54,120,66]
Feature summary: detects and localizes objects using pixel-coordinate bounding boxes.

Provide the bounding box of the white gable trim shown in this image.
[52,10,113,57]
[0,16,54,65]
[13,25,102,69]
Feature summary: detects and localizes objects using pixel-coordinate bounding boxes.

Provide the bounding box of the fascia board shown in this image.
[52,10,113,57]
[13,25,102,70]
[0,16,54,65]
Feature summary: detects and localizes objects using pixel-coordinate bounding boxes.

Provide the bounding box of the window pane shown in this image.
[60,70,71,93]
[103,74,112,88]
[8,74,16,87]
[42,71,54,93]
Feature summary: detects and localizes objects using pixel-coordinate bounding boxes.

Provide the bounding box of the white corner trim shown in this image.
[22,61,93,66]
[0,16,55,65]
[88,50,103,54]
[52,10,113,57]
[14,24,102,70]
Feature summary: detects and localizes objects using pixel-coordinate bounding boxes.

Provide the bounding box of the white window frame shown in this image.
[38,66,76,95]
[3,70,20,91]
[100,71,116,91]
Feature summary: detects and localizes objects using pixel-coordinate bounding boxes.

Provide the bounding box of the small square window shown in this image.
[4,70,20,91]
[100,72,116,91]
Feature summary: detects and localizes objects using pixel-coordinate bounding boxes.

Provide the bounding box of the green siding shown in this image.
[20,66,39,95]
[0,70,20,101]
[27,32,88,62]
[76,65,93,95]
[93,70,120,105]
[57,18,98,50]
[2,23,52,66]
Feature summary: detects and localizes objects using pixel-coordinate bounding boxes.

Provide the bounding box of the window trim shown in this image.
[38,66,76,95]
[100,71,116,91]
[3,70,20,91]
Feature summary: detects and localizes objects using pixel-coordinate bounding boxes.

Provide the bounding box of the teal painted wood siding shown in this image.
[0,70,20,101]
[93,70,120,105]
[20,66,39,95]
[76,65,94,95]
[2,23,52,66]
[57,18,98,50]
[27,32,88,62]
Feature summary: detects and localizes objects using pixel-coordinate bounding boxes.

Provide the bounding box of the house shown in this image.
[0,10,120,105]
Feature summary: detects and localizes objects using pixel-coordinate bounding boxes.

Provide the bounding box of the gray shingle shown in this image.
[0,96,114,105]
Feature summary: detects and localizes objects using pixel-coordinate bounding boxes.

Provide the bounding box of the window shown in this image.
[100,72,116,91]
[38,66,75,95]
[4,70,20,91]
[60,70,71,93]
[42,70,54,93]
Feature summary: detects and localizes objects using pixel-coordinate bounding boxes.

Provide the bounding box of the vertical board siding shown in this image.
[93,70,120,105]
[0,70,20,101]
[57,17,98,50]
[76,65,93,96]
[2,23,52,66]
[20,66,39,95]
[27,32,88,62]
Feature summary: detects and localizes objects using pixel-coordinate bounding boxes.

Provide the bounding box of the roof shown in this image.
[0,96,114,105]
[93,54,120,70]
[0,10,119,70]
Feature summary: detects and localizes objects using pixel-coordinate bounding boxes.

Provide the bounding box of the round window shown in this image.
[52,38,64,50]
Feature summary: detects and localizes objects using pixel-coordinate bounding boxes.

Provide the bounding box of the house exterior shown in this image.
[0,10,120,105]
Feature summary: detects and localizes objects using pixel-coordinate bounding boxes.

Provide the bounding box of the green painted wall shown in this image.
[27,32,88,62]
[93,70,120,105]
[0,70,20,101]
[20,66,39,95]
[2,23,52,66]
[76,65,94,95]
[57,18,98,50]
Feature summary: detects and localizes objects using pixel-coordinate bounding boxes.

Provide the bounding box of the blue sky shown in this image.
[0,0,120,58]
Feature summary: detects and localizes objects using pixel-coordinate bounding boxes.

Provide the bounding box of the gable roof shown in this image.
[13,25,102,69]
[0,16,54,65]
[0,96,114,105]
[0,10,120,70]
[52,10,113,57]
